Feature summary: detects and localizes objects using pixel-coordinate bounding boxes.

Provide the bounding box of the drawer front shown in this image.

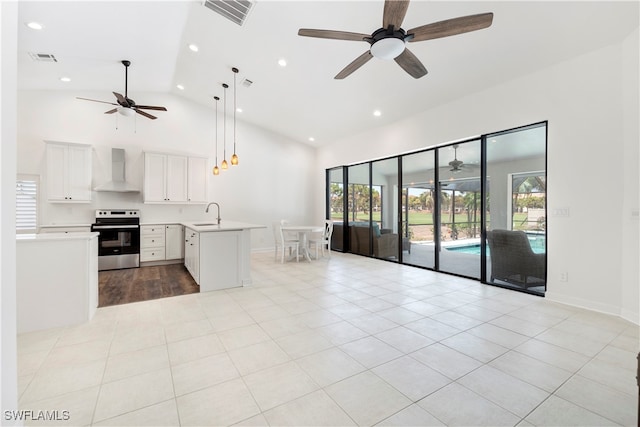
[141,225,165,236]
[141,234,165,248]
[140,247,166,262]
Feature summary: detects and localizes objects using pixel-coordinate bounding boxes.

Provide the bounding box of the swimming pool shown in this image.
[446,234,546,255]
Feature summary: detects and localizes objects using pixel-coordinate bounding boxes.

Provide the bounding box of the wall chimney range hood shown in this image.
[94,148,140,193]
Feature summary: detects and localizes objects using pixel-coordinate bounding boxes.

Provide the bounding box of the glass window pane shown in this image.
[347,163,371,256]
[328,167,345,251]
[485,124,546,294]
[401,151,435,268]
[438,141,481,279]
[372,158,399,261]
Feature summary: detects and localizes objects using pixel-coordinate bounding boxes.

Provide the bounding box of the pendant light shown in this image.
[231,67,239,166]
[212,96,220,176]
[221,83,229,170]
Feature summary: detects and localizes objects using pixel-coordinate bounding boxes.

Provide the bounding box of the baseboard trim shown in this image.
[545,291,639,326]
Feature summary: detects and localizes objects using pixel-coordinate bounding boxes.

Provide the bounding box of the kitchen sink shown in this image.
[193,223,218,226]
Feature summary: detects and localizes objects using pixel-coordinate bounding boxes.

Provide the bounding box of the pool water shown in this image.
[446,234,546,255]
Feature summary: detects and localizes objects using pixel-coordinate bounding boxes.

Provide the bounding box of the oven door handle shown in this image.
[92,225,140,230]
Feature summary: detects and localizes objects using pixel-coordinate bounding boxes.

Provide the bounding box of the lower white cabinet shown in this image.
[165,224,184,260]
[141,224,185,262]
[140,225,165,262]
[184,228,200,284]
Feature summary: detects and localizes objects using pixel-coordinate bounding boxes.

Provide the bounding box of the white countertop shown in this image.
[39,224,92,228]
[17,232,99,242]
[182,221,266,233]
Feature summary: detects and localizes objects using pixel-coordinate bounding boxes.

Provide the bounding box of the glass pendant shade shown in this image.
[221,159,228,169]
[213,166,219,175]
[231,153,238,165]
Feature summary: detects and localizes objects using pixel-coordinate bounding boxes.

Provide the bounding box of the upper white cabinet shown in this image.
[46,141,92,203]
[144,152,207,204]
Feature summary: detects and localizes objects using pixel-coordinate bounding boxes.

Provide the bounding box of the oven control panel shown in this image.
[95,209,140,218]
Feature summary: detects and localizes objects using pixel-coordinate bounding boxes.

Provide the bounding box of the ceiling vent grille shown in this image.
[203,0,254,26]
[28,53,57,62]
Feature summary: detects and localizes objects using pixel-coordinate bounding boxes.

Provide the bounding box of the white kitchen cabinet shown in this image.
[144,152,207,204]
[187,156,208,203]
[144,153,187,203]
[165,224,184,260]
[184,228,200,284]
[140,225,165,262]
[46,141,92,203]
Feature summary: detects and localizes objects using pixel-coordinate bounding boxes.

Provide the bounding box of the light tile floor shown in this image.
[17,252,639,426]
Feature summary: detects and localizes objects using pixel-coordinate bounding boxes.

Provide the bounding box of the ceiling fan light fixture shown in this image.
[118,107,135,117]
[370,37,405,60]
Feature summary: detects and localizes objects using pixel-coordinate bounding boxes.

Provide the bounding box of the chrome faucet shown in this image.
[205,202,221,225]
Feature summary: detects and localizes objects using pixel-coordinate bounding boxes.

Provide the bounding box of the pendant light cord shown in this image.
[215,96,219,165]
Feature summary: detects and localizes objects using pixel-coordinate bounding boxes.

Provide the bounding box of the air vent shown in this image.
[203,0,254,26]
[28,53,57,62]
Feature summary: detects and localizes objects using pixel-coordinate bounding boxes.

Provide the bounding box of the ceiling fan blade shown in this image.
[113,92,127,104]
[104,108,118,114]
[135,105,167,111]
[383,0,410,29]
[394,48,428,79]
[134,109,157,120]
[334,51,373,79]
[298,29,369,42]
[408,12,494,42]
[76,97,117,106]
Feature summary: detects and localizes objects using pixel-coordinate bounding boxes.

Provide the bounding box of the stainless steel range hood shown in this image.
[94,148,140,193]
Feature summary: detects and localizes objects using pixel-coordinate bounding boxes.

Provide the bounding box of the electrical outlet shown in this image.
[559,272,568,282]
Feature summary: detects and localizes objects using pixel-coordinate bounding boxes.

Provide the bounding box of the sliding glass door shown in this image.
[326,122,547,295]
[437,141,482,279]
[327,167,345,251]
[485,124,546,294]
[401,151,436,268]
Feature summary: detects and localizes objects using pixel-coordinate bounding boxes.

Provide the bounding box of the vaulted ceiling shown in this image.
[17,1,639,146]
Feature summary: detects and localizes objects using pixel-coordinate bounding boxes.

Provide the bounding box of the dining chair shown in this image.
[273,221,299,263]
[309,219,334,258]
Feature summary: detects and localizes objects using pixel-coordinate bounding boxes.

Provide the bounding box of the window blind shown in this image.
[16,176,38,233]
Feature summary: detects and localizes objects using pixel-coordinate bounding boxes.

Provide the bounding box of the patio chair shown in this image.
[486,229,546,288]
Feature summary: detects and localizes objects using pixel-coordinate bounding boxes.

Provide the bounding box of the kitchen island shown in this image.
[16,232,99,333]
[181,221,265,292]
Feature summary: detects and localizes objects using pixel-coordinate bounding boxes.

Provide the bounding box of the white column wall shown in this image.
[1,1,19,420]
[317,36,639,323]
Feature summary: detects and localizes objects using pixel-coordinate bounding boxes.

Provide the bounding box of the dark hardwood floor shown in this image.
[99,264,199,307]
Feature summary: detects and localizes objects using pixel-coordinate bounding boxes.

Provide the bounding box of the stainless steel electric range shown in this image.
[91,209,140,271]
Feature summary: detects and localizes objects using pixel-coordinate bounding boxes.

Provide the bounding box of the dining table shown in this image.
[281,225,324,262]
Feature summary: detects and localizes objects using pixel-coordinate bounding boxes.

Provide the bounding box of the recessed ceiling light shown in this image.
[176,84,185,90]
[373,110,382,117]
[26,22,43,30]
[188,44,199,52]
[278,59,287,67]
[236,108,243,113]
[59,77,71,82]
[308,137,315,142]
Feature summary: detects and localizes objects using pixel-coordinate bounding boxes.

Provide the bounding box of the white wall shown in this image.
[1,1,19,420]
[317,34,639,323]
[17,91,318,250]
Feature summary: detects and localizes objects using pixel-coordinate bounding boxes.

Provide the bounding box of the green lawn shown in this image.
[331,211,532,226]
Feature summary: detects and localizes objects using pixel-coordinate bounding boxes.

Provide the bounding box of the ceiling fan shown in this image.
[77,60,167,120]
[298,0,493,79]
[448,144,478,173]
